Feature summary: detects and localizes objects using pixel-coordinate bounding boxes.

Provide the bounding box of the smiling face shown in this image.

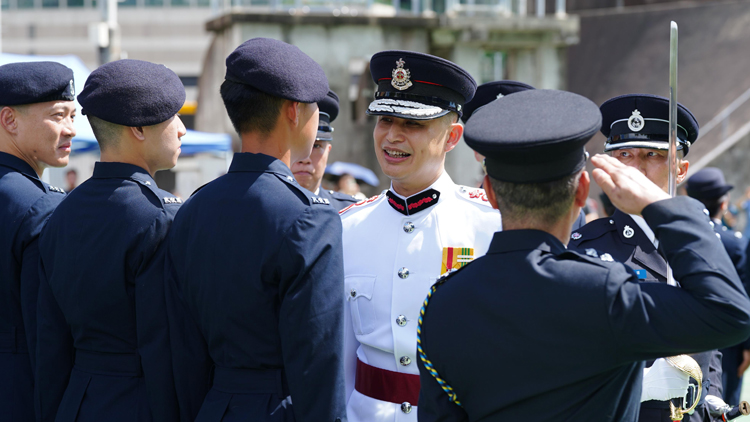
[292,139,331,192]
[373,114,462,196]
[142,114,187,172]
[609,147,689,192]
[12,101,76,173]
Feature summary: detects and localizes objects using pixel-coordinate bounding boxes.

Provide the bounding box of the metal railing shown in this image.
[690,86,750,172]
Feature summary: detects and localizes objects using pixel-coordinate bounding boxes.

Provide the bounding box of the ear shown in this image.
[676,159,690,184]
[325,143,332,153]
[573,171,590,208]
[285,101,301,126]
[483,175,500,211]
[129,126,147,142]
[444,122,463,153]
[0,107,19,135]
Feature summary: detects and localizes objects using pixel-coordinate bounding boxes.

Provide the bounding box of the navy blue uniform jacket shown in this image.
[0,152,65,422]
[36,162,181,422]
[165,153,347,422]
[571,209,724,421]
[714,222,749,405]
[417,197,750,422]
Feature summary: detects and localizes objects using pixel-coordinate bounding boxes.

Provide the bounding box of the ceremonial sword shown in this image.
[667,20,678,287]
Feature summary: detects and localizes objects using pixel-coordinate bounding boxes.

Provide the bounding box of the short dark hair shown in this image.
[489,171,580,225]
[220,80,286,136]
[87,115,123,151]
[697,193,729,219]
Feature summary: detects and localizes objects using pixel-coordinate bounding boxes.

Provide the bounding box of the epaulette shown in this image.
[271,172,329,206]
[557,248,614,268]
[329,190,357,204]
[456,185,492,207]
[569,217,616,246]
[339,192,385,215]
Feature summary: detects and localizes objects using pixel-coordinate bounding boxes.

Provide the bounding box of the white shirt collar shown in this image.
[314,187,320,195]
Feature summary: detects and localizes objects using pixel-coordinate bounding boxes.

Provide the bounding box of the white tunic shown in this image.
[340,171,502,422]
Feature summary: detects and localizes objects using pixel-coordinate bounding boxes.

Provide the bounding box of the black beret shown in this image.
[461,80,535,123]
[0,61,75,106]
[686,167,733,200]
[465,89,601,183]
[600,93,699,156]
[317,90,339,142]
[78,59,185,127]
[225,38,328,104]
[366,50,476,120]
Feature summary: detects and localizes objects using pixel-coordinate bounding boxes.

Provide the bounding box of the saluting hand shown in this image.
[591,154,670,216]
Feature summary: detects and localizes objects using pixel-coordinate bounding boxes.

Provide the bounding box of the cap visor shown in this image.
[366,99,450,120]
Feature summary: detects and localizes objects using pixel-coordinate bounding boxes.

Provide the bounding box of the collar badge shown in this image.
[571,232,582,240]
[627,109,644,132]
[600,253,614,262]
[585,248,598,258]
[623,225,635,239]
[391,58,413,91]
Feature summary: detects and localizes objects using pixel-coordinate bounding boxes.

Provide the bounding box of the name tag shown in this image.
[634,269,647,280]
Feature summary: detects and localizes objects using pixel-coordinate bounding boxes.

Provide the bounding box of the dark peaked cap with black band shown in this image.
[600,93,699,156]
[460,80,534,123]
[225,37,329,104]
[317,90,339,142]
[78,59,185,127]
[465,89,601,184]
[366,50,476,120]
[0,61,75,105]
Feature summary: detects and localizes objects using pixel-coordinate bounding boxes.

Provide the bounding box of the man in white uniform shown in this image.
[340,50,502,422]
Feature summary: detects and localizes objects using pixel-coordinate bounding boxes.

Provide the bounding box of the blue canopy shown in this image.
[0,53,232,156]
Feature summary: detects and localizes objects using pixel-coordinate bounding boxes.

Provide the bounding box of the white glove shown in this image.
[641,358,691,402]
[705,395,731,416]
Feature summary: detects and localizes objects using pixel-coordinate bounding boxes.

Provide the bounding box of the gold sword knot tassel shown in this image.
[666,355,703,421]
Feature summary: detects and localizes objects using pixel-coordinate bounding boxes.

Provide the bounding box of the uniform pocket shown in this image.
[345,275,377,336]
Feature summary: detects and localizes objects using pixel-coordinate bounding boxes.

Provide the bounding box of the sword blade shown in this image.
[667,21,678,286]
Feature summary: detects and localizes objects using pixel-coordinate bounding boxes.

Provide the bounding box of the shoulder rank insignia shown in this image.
[623,225,634,239]
[48,185,65,194]
[600,253,614,262]
[585,248,598,258]
[311,196,330,205]
[391,58,413,91]
[571,232,582,240]
[164,197,183,204]
[441,247,474,275]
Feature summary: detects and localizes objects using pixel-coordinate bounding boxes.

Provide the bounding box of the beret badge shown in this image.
[70,80,75,96]
[627,109,644,132]
[391,58,413,91]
